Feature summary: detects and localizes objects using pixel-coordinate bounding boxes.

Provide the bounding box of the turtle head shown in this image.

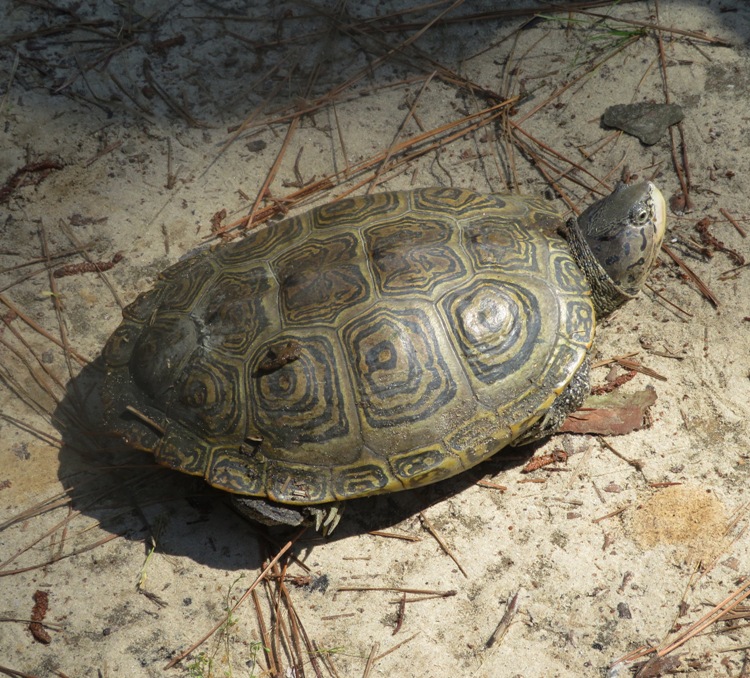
[567,181,666,316]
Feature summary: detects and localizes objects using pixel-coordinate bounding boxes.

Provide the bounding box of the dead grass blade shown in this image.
[39,223,80,394]
[142,58,207,128]
[367,71,437,193]
[337,586,456,597]
[0,662,45,678]
[486,590,521,649]
[372,632,419,663]
[573,8,732,47]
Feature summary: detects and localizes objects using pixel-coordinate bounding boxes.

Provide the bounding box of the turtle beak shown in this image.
[648,181,667,250]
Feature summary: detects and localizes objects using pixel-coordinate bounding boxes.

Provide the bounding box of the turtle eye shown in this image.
[634,208,649,224]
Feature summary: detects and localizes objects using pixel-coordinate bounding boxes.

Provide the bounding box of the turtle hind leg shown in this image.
[230,495,343,535]
[513,356,591,446]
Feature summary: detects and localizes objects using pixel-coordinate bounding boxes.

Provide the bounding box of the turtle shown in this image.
[100,181,666,532]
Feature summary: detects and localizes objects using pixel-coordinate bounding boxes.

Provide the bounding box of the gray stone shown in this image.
[601,102,684,145]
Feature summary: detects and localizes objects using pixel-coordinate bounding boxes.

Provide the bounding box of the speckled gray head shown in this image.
[565,181,667,316]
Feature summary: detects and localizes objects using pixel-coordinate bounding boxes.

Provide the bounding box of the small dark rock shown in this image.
[617,602,632,619]
[601,102,684,145]
[246,139,267,153]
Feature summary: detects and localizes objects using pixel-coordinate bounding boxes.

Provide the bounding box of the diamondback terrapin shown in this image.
[101,182,666,532]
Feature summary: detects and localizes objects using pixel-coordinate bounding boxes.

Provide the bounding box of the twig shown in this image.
[592,505,631,524]
[372,633,419,662]
[362,642,379,678]
[163,538,296,669]
[419,512,468,578]
[658,579,750,657]
[720,208,747,238]
[661,243,720,308]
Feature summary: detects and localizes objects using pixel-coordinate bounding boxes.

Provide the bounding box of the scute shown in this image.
[364,215,467,296]
[342,303,458,429]
[101,188,596,505]
[274,231,370,325]
[249,331,354,458]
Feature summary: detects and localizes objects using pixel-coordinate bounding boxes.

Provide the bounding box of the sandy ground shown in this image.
[1,1,750,676]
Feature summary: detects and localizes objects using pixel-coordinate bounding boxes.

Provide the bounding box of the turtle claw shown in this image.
[310,503,343,535]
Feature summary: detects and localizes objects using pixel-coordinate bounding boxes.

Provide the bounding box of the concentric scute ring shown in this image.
[440,276,543,386]
[563,299,595,347]
[157,257,218,312]
[265,463,331,504]
[154,427,214,476]
[208,446,265,495]
[411,187,498,214]
[390,446,462,488]
[333,464,390,499]
[312,191,406,230]
[102,322,143,368]
[463,217,540,273]
[170,352,245,437]
[364,216,466,296]
[104,288,165,367]
[250,333,349,448]
[549,242,590,294]
[274,232,370,325]
[445,409,513,467]
[342,305,457,428]
[121,287,163,323]
[217,215,308,264]
[201,266,272,355]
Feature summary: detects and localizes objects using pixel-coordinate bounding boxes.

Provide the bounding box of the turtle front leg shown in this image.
[513,356,590,445]
[231,495,343,535]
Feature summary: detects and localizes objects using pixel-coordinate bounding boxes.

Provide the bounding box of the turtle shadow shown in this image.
[320,446,540,543]
[54,356,270,571]
[54,355,540,566]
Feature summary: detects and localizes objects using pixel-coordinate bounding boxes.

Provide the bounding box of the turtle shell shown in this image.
[101,188,595,505]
